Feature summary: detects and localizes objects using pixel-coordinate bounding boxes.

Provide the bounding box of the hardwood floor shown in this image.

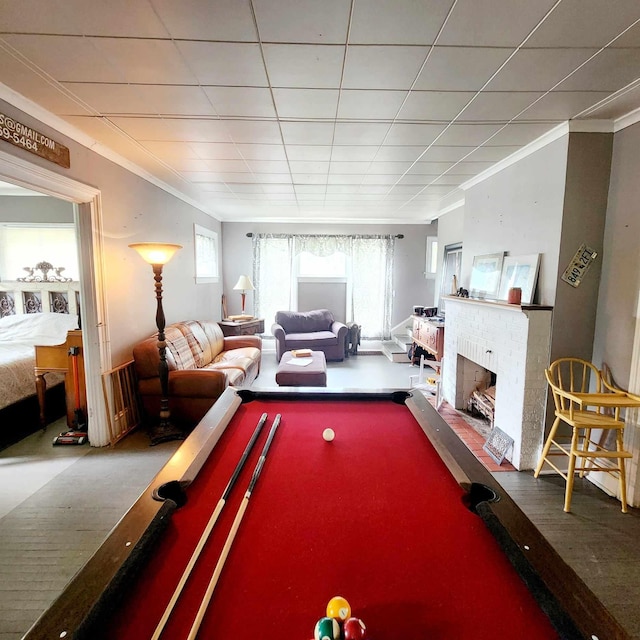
[1,346,639,639]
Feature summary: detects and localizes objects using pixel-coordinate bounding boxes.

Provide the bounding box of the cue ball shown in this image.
[322,428,335,442]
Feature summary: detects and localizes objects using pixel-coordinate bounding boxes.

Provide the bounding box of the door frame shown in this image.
[0,147,111,446]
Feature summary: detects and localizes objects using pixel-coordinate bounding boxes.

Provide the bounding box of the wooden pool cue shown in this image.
[186,413,282,640]
[151,412,268,640]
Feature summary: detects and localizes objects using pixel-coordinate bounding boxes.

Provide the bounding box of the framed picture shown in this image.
[469,253,504,299]
[498,254,540,304]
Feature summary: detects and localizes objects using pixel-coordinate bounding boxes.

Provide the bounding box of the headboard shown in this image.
[0,261,80,318]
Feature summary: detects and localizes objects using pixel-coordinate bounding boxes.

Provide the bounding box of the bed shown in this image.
[0,313,80,438]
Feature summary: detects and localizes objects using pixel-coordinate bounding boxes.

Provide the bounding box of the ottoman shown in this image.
[275,350,327,387]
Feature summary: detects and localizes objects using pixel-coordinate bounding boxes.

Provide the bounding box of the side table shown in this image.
[217,318,265,336]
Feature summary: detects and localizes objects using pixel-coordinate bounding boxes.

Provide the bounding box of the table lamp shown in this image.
[233,275,254,318]
[129,242,183,445]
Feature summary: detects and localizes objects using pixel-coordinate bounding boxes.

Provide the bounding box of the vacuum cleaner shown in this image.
[53,346,88,446]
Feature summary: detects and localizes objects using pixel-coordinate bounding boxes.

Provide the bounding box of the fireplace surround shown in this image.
[441,297,553,470]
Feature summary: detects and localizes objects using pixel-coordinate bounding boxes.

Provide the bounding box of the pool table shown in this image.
[24,388,624,640]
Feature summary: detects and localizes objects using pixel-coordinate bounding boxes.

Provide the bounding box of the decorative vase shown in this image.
[508,287,522,304]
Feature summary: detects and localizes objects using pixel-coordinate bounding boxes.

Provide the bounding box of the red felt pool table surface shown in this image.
[103,396,555,640]
[23,389,625,640]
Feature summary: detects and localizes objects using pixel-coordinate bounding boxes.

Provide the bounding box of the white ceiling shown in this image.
[1,0,639,223]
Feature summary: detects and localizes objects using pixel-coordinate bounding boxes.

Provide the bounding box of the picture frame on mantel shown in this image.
[498,254,540,305]
[469,252,504,299]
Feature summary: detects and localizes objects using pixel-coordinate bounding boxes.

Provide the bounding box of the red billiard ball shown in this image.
[343,617,367,640]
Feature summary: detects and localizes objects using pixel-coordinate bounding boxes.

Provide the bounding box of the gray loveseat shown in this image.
[271,309,348,362]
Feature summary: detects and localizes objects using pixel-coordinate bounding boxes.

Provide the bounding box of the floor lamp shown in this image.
[129,242,183,445]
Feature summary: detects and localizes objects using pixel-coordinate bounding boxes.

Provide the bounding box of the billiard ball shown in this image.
[326,595,351,622]
[314,616,340,640]
[343,617,367,639]
[322,428,335,442]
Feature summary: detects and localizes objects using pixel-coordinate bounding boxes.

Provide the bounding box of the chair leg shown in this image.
[617,430,629,514]
[564,428,580,513]
[578,427,593,478]
[534,417,561,478]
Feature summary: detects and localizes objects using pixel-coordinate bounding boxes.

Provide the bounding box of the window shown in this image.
[439,242,463,311]
[0,223,79,280]
[298,251,347,277]
[194,224,219,284]
[425,236,438,278]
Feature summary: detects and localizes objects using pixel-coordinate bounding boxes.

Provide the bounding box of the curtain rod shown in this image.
[246,232,404,239]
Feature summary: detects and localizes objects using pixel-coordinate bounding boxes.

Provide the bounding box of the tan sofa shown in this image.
[133,320,261,426]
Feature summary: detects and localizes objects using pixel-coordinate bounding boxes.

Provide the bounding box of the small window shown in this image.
[194,224,219,284]
[425,236,438,278]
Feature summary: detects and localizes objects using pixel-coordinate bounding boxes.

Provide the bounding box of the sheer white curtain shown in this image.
[253,234,395,339]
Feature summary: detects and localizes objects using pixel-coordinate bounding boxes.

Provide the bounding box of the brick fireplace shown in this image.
[441,297,553,470]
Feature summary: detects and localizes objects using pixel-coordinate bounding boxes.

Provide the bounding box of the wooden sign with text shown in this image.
[0,113,70,168]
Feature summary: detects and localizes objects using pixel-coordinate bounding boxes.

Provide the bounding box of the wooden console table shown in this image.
[412,316,445,362]
[218,318,265,337]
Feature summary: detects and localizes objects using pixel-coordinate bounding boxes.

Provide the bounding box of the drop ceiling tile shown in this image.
[408,162,457,174]
[226,184,265,194]
[487,122,562,146]
[326,185,361,194]
[419,146,478,161]
[328,174,370,185]
[384,123,446,145]
[462,146,519,161]
[90,38,197,84]
[333,122,390,145]
[289,160,330,174]
[261,184,296,194]
[367,161,414,174]
[515,91,612,120]
[398,91,475,121]
[202,87,276,118]
[342,46,429,90]
[248,173,293,184]
[557,49,640,92]
[272,88,339,118]
[188,142,244,159]
[337,89,407,119]
[280,122,335,145]
[110,117,232,142]
[177,42,268,86]
[359,174,402,185]
[374,146,431,161]
[224,120,282,144]
[414,47,513,91]
[2,34,127,82]
[235,144,288,161]
[0,0,169,36]
[141,141,202,159]
[349,0,451,45]
[438,0,558,47]
[252,0,351,43]
[486,48,598,91]
[164,158,219,172]
[295,185,327,194]
[63,83,216,116]
[195,183,233,193]
[291,174,328,184]
[330,146,379,161]
[0,52,93,115]
[245,160,291,174]
[612,21,640,47]
[184,159,251,175]
[285,145,333,161]
[263,44,345,88]
[150,0,257,41]
[459,91,544,121]
[525,0,640,48]
[434,123,508,146]
[328,161,371,174]
[444,161,495,174]
[578,84,640,120]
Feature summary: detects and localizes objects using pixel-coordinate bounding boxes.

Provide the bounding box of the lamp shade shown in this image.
[233,275,254,291]
[129,242,182,265]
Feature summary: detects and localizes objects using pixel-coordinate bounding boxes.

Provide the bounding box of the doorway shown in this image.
[0,147,110,445]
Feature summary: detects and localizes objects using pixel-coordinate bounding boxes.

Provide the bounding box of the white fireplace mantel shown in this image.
[441,296,553,470]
